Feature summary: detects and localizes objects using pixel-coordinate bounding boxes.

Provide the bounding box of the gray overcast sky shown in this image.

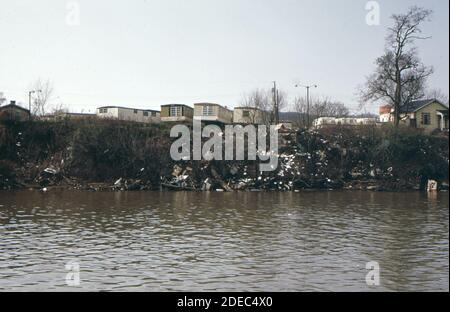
[1,0,448,114]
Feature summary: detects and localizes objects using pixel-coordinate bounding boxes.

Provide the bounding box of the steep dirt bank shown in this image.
[0,119,448,192]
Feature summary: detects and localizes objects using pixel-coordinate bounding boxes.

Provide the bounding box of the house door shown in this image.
[410,119,417,128]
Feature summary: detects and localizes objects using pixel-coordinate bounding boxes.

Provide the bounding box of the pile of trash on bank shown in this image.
[29,165,155,192]
[161,127,450,192]
[2,120,448,192]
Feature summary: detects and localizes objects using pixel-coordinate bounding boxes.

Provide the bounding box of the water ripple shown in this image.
[0,190,448,291]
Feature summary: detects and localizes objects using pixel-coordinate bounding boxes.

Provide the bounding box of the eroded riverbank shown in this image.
[1,120,449,192]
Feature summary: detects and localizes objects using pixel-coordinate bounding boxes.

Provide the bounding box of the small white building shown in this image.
[313,117,377,128]
[97,106,160,123]
[379,105,393,123]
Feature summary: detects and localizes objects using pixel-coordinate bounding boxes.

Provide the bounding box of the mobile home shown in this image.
[160,104,194,123]
[96,106,160,123]
[194,103,233,124]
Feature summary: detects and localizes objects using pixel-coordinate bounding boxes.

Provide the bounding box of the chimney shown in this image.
[379,105,392,115]
[10,100,16,105]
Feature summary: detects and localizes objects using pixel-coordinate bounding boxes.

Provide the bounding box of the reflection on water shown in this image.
[0,190,448,291]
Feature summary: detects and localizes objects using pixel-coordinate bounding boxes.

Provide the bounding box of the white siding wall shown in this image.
[97,107,160,123]
[97,107,119,119]
[379,113,391,123]
[313,117,377,127]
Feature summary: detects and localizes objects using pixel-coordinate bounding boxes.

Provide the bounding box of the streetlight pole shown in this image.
[295,84,317,128]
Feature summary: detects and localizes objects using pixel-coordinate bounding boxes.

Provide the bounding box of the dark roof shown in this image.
[97,106,160,113]
[62,112,96,116]
[161,104,193,109]
[194,103,232,111]
[194,102,221,106]
[234,106,262,110]
[399,99,448,113]
[0,103,30,113]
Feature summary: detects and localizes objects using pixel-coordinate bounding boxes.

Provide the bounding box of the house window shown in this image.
[151,111,157,117]
[421,113,431,125]
[134,109,138,114]
[202,105,214,116]
[99,108,108,114]
[143,111,149,117]
[170,106,182,117]
[242,110,250,117]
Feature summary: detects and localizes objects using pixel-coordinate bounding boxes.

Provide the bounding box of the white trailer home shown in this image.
[313,117,377,128]
[194,103,233,124]
[96,106,160,123]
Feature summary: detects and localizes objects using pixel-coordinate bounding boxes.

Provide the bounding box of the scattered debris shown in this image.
[427,180,438,192]
[1,120,448,192]
[159,127,448,192]
[35,166,64,186]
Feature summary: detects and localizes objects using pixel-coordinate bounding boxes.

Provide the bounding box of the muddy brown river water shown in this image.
[0,190,448,291]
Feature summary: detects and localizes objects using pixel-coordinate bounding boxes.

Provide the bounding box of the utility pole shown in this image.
[276,90,280,124]
[272,81,279,124]
[306,86,310,127]
[295,84,317,128]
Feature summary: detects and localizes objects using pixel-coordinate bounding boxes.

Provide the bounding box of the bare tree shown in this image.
[359,6,433,126]
[275,89,288,112]
[240,88,272,124]
[322,100,349,117]
[51,100,69,116]
[31,78,54,116]
[241,87,289,125]
[293,96,308,127]
[0,92,6,106]
[426,88,449,106]
[311,97,350,118]
[293,96,349,127]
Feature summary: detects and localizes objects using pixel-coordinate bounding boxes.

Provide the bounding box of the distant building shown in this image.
[160,104,193,123]
[58,112,96,120]
[42,112,96,121]
[233,107,269,125]
[379,105,393,123]
[0,101,30,122]
[278,121,294,130]
[97,106,160,123]
[194,103,233,124]
[313,117,377,128]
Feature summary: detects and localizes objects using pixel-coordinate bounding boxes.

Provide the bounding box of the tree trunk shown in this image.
[394,70,402,127]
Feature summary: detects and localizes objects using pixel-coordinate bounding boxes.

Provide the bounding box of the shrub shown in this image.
[0,159,15,180]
